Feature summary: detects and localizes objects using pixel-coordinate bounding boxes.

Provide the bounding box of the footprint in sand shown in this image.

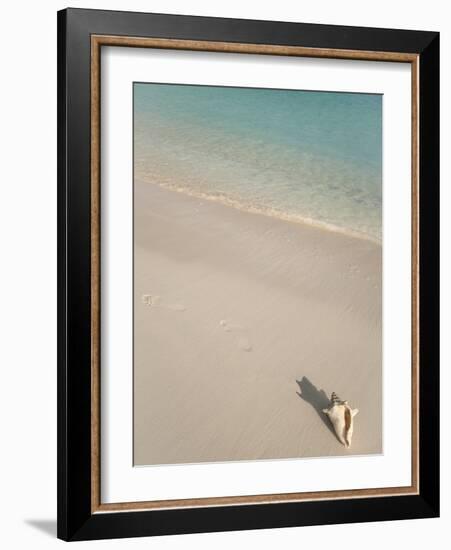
[141,294,186,312]
[167,303,186,312]
[219,319,253,352]
[142,294,160,307]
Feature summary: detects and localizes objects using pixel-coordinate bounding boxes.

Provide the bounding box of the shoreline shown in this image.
[137,175,382,246]
[133,179,382,466]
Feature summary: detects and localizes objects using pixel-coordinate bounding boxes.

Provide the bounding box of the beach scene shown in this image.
[133,83,382,466]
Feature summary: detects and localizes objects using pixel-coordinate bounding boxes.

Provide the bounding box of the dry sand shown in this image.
[133,179,382,465]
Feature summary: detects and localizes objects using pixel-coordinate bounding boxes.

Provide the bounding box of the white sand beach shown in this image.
[133,179,382,465]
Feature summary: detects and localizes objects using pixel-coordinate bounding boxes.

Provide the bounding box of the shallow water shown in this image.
[134,83,382,242]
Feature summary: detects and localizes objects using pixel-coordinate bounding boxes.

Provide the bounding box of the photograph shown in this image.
[133,82,383,466]
[53,4,439,542]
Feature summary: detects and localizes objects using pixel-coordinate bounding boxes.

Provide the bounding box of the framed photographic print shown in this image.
[57,8,439,541]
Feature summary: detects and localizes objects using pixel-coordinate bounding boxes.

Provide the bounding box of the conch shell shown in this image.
[322,392,359,447]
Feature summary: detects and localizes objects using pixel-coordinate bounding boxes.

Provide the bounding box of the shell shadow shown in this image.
[296,376,338,440]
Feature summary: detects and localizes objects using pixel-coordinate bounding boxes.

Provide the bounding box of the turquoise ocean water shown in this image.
[134,83,382,242]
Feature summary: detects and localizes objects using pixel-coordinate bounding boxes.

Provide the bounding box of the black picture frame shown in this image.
[57,7,439,541]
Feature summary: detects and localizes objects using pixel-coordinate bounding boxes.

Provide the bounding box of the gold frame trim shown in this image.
[90,35,420,514]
